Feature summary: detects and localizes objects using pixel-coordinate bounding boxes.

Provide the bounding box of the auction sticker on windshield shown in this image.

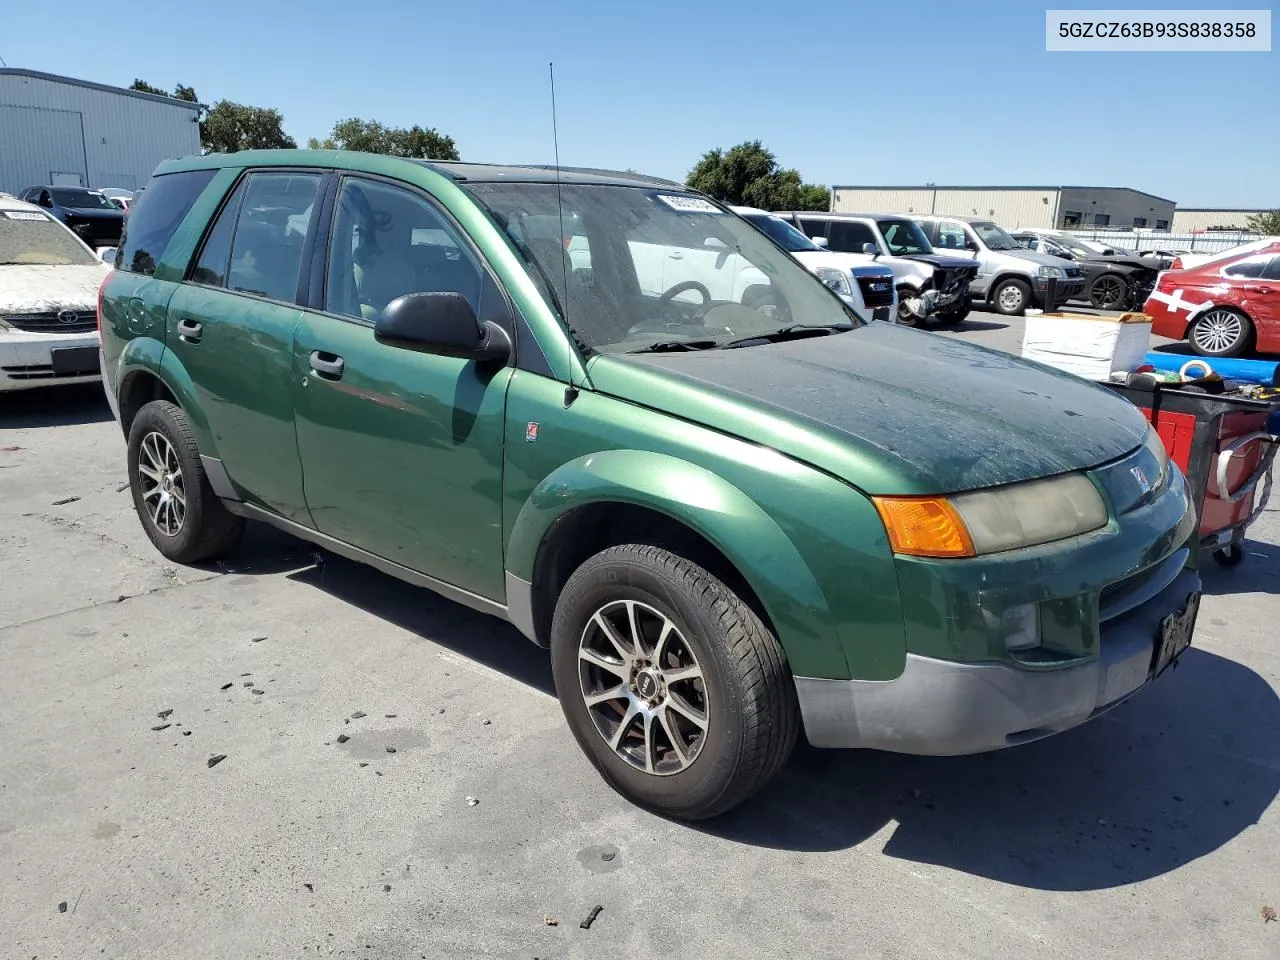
[656,195,723,214]
[3,212,48,221]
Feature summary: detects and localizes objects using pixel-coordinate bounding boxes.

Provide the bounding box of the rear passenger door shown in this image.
[291,175,513,601]
[164,169,325,523]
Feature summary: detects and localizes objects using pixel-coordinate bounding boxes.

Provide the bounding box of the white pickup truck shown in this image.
[729,206,897,323]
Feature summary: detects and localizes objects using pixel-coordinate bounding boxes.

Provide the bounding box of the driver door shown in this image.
[291,175,513,601]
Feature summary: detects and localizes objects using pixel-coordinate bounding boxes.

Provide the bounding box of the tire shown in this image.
[127,400,244,563]
[895,285,921,327]
[550,543,799,820]
[991,278,1032,316]
[1212,543,1245,567]
[1089,273,1129,311]
[934,306,970,328]
[1190,308,1254,358]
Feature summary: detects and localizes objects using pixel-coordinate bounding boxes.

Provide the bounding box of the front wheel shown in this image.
[127,400,244,563]
[1212,543,1245,567]
[1089,273,1129,311]
[933,305,970,327]
[895,285,922,327]
[991,278,1032,316]
[550,544,799,820]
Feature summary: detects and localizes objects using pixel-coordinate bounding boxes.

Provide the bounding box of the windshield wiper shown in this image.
[625,339,720,354]
[722,324,851,349]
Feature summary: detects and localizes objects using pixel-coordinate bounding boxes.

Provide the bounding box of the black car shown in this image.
[20,186,125,246]
[1011,231,1164,311]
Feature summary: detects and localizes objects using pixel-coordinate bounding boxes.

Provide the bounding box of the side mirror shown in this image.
[861,242,878,256]
[39,195,53,207]
[703,237,729,250]
[811,235,829,249]
[96,246,117,264]
[964,239,979,252]
[374,292,511,363]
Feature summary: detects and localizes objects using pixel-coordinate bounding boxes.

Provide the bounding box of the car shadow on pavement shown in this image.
[1199,537,1280,596]
[697,647,1279,891]
[946,318,1009,333]
[0,382,113,428]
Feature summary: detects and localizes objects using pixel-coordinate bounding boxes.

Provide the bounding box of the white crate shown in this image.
[1021,312,1152,381]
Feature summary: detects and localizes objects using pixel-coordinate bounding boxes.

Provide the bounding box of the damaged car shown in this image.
[1011,230,1165,310]
[772,211,978,326]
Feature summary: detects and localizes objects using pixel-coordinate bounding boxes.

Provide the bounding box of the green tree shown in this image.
[202,100,296,153]
[129,79,170,97]
[1245,209,1280,235]
[686,140,827,211]
[308,117,459,160]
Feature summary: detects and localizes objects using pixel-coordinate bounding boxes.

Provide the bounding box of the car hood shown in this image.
[898,252,981,271]
[0,263,111,314]
[992,248,1072,268]
[64,206,124,218]
[588,324,1148,495]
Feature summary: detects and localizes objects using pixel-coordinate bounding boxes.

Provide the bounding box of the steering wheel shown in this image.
[659,280,712,305]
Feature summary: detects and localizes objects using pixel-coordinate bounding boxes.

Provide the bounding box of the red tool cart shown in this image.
[1103,383,1280,566]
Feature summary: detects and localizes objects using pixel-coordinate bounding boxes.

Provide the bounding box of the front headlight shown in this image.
[873,472,1109,558]
[815,267,853,297]
[1142,424,1170,489]
[1038,265,1067,280]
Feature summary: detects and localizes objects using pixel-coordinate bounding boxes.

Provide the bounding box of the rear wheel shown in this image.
[1089,273,1129,311]
[127,400,244,563]
[1190,308,1253,358]
[991,278,1031,316]
[550,544,799,820]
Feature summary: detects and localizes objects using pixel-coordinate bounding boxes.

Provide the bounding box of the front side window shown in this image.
[468,182,859,355]
[116,169,217,276]
[221,172,321,302]
[879,219,933,256]
[0,210,98,266]
[325,177,482,322]
[797,218,828,240]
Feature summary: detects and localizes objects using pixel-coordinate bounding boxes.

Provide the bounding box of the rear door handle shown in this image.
[309,351,345,379]
[667,252,684,260]
[176,317,203,342]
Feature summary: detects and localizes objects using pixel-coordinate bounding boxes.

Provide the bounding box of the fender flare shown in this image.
[115,343,217,457]
[505,449,849,679]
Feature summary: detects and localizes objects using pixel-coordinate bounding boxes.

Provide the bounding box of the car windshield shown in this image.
[972,221,1020,251]
[878,219,932,256]
[0,210,99,266]
[468,182,859,354]
[51,189,118,210]
[741,213,819,253]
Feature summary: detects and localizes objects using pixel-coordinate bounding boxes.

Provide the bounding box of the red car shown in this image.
[1144,240,1280,357]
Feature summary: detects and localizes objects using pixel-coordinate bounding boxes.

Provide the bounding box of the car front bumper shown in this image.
[0,330,101,391]
[1035,277,1086,302]
[795,566,1199,754]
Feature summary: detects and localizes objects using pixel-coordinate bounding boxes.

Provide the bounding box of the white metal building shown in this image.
[1170,208,1269,233]
[830,185,1177,231]
[0,69,202,196]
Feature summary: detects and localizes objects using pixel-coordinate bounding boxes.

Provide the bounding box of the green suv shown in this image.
[99,150,1201,819]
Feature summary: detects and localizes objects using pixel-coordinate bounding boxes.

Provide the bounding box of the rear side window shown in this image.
[187,171,321,303]
[1262,257,1280,281]
[827,220,877,252]
[116,169,216,275]
[1222,256,1269,279]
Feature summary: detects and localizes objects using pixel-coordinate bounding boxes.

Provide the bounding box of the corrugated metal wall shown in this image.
[0,72,201,195]
[1171,209,1264,232]
[832,188,1059,228]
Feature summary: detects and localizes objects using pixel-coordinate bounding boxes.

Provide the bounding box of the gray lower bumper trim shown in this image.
[796,568,1200,755]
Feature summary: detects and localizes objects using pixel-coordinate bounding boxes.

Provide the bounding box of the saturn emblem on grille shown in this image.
[57,310,78,324]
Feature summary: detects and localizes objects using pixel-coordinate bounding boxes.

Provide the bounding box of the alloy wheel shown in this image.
[578,599,709,776]
[137,431,186,537]
[1193,310,1244,354]
[1092,275,1125,308]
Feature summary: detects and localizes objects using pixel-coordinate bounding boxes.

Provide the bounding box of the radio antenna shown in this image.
[550,62,579,406]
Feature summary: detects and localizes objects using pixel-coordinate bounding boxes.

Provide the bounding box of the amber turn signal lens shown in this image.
[872,496,976,558]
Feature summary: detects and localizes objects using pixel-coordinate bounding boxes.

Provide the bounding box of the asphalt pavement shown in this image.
[2,311,1278,959]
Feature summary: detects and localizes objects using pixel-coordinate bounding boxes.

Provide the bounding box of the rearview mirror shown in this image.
[374,292,511,363]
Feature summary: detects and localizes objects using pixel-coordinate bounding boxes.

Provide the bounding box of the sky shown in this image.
[4,0,1277,207]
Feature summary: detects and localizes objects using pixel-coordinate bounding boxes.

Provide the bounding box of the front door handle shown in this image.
[176,317,203,342]
[309,351,345,379]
